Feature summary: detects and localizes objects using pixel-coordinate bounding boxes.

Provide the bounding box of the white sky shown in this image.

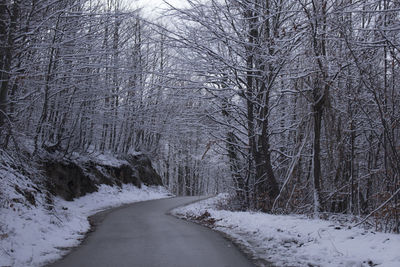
[134,0,187,18]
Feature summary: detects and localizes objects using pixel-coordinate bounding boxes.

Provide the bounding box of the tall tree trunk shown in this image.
[34,15,61,152]
[0,1,19,130]
[313,103,323,213]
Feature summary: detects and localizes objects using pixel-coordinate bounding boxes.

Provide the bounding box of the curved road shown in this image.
[48,196,255,267]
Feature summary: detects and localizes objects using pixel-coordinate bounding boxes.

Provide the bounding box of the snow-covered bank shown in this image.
[172,194,400,267]
[0,184,170,267]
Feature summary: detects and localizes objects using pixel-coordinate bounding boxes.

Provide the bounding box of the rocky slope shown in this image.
[44,152,163,201]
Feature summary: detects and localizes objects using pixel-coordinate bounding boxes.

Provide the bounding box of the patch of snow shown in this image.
[127,148,143,157]
[0,184,170,267]
[68,151,129,168]
[172,194,400,267]
[93,153,129,168]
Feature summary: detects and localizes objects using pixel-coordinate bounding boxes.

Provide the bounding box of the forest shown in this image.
[0,0,399,233]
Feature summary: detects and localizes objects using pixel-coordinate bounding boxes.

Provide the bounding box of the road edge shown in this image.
[44,196,172,266]
[169,198,275,267]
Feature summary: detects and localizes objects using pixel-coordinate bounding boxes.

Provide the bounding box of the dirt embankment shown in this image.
[44,153,163,201]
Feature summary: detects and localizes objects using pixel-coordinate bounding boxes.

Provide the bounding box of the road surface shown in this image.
[48,196,255,267]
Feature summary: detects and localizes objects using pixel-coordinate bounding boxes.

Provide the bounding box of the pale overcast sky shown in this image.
[134,0,187,18]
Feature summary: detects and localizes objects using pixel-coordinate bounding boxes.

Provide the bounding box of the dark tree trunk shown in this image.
[0,1,19,130]
[313,103,323,213]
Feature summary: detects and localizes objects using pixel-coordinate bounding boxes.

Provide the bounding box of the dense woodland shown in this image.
[0,0,399,232]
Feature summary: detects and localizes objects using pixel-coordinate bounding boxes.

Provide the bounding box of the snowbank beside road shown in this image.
[172,194,400,267]
[0,184,170,267]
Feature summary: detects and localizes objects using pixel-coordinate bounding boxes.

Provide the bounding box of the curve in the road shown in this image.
[47,196,255,267]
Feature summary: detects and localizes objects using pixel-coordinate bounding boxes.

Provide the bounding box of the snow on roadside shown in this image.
[0,184,170,267]
[172,194,400,267]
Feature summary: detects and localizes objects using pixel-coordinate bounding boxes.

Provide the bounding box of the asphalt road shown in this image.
[48,196,255,267]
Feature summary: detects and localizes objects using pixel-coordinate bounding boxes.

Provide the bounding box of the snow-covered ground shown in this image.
[0,184,170,267]
[172,194,400,267]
